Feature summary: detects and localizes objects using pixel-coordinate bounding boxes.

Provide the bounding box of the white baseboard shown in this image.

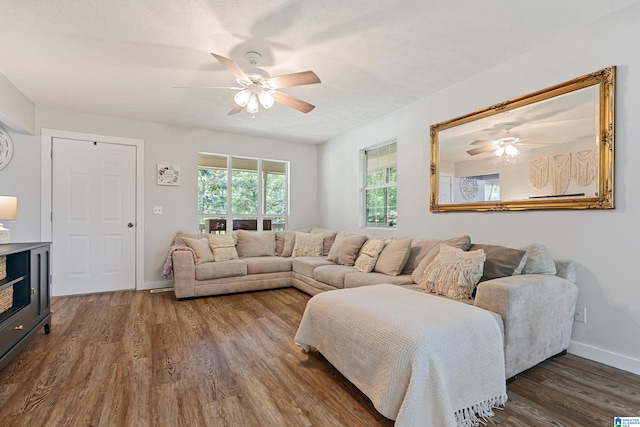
[568,340,640,375]
[141,280,174,291]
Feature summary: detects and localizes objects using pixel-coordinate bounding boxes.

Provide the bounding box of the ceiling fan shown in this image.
[175,51,321,117]
[465,123,546,158]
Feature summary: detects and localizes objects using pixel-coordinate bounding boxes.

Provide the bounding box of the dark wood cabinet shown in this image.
[0,242,51,371]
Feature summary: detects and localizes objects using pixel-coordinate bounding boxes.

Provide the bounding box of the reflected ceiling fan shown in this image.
[175,51,320,117]
[466,123,546,158]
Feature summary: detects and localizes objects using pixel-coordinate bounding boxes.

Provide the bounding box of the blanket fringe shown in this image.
[454,394,508,427]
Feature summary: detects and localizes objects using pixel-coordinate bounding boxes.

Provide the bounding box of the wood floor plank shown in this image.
[0,287,638,427]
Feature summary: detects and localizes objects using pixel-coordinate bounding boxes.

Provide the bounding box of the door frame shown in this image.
[40,129,145,290]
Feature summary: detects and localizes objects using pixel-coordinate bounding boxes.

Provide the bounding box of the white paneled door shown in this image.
[52,138,136,296]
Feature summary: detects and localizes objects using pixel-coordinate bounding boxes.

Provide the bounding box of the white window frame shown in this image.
[198,153,289,232]
[362,141,398,228]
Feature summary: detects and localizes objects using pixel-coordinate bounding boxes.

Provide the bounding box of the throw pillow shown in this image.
[402,238,441,275]
[275,231,296,257]
[208,234,238,262]
[469,244,528,282]
[374,238,412,276]
[418,244,486,299]
[410,235,472,283]
[521,243,556,275]
[292,232,324,257]
[354,238,386,273]
[174,231,210,247]
[183,237,215,264]
[235,230,276,257]
[327,233,368,266]
[310,227,338,256]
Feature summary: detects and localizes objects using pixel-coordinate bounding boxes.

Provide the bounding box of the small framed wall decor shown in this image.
[0,125,14,172]
[157,164,181,186]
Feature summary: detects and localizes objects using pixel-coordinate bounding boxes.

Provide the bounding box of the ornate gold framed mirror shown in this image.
[430,66,615,212]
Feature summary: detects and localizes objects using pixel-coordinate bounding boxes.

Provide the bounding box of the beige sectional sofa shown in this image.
[169,227,578,379]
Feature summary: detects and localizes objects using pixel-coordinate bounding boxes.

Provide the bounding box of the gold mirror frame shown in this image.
[430,66,615,212]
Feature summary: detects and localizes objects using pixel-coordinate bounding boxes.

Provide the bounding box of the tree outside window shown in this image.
[198,154,288,232]
[364,142,397,227]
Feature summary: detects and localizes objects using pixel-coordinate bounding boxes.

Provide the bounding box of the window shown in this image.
[363,142,397,227]
[198,154,288,233]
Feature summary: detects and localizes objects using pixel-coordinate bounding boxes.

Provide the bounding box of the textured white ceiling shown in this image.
[0,0,637,144]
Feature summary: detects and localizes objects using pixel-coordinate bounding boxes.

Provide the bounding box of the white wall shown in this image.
[318,6,640,374]
[32,107,318,289]
[0,72,35,135]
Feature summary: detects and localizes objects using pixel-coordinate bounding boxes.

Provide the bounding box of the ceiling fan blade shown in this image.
[271,90,315,113]
[173,86,243,90]
[265,71,321,89]
[227,104,243,116]
[211,53,251,84]
[470,139,498,146]
[466,146,497,156]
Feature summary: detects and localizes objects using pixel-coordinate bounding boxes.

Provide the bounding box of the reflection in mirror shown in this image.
[430,67,615,212]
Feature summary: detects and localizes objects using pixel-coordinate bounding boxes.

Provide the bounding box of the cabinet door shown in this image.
[30,246,50,318]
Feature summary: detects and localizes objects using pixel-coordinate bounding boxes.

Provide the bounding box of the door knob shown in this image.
[127,222,134,228]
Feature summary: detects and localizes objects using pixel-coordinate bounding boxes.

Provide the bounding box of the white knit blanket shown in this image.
[294,284,507,427]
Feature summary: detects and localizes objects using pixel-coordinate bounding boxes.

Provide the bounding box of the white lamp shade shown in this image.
[504,144,519,156]
[258,91,275,109]
[246,94,260,114]
[0,196,17,220]
[234,89,251,107]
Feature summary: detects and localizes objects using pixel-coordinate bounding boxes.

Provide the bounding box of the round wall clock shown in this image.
[0,125,13,172]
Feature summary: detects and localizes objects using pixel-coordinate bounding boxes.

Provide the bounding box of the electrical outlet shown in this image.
[574,306,587,323]
[153,206,163,215]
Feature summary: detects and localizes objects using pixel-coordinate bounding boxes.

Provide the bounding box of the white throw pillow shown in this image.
[183,237,215,264]
[418,244,486,299]
[354,238,386,273]
[292,232,324,257]
[208,234,238,262]
[374,238,412,276]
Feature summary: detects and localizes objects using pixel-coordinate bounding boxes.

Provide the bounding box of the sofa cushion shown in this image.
[236,230,276,257]
[354,238,386,273]
[374,238,412,276]
[275,231,296,257]
[195,259,247,280]
[402,239,441,275]
[208,234,238,262]
[469,243,528,282]
[418,244,486,299]
[327,233,368,266]
[292,232,324,257]
[183,237,214,264]
[344,272,414,288]
[313,265,357,288]
[310,227,339,256]
[291,257,335,277]
[244,256,292,274]
[521,243,556,275]
[411,235,471,283]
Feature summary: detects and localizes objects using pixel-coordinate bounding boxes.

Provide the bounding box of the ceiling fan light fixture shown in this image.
[505,143,519,156]
[258,91,275,109]
[495,146,505,157]
[246,94,260,114]
[234,89,251,107]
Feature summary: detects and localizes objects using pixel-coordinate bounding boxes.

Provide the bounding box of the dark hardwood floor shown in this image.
[0,287,637,426]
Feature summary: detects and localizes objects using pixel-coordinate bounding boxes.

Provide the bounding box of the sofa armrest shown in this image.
[474,274,578,379]
[172,250,196,299]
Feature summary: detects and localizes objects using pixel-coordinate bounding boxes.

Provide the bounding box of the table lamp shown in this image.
[0,196,17,244]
